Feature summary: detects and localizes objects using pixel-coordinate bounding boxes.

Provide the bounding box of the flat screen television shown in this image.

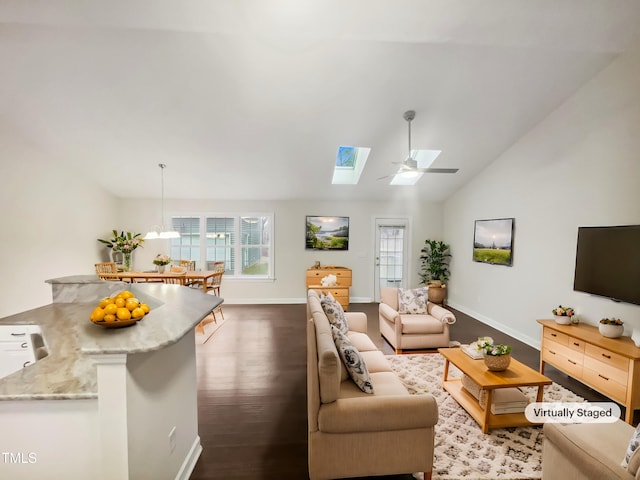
[573,225,640,306]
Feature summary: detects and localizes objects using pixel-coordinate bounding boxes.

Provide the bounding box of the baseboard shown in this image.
[446,301,541,350]
[175,436,203,480]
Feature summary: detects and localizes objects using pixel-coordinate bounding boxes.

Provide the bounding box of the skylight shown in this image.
[332,145,371,184]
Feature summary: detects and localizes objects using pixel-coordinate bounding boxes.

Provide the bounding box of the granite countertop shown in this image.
[0,282,222,401]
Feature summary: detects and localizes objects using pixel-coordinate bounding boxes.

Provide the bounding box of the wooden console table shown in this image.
[306,266,352,310]
[538,319,640,423]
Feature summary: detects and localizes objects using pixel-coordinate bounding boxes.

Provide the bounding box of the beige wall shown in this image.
[0,134,118,317]
[444,50,640,347]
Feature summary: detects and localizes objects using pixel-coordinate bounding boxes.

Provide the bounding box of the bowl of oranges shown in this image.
[89,290,150,328]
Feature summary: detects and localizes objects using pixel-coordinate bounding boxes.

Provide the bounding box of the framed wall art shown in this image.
[305,216,349,251]
[473,218,514,266]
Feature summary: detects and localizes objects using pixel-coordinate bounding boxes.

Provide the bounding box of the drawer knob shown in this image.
[551,333,557,337]
[549,350,556,355]
[568,360,577,365]
[573,342,580,346]
[598,374,610,381]
[602,354,612,360]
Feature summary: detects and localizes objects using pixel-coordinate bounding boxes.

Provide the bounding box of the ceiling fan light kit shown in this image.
[379,110,459,184]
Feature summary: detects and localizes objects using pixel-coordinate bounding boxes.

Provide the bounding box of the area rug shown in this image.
[385,354,585,480]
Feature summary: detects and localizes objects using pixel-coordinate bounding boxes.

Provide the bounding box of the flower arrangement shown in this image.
[552,305,574,317]
[600,317,623,325]
[153,254,171,266]
[98,230,144,252]
[475,336,512,356]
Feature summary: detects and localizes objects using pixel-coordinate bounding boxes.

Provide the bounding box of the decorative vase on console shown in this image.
[599,318,624,338]
[153,254,171,274]
[122,251,132,272]
[552,305,574,325]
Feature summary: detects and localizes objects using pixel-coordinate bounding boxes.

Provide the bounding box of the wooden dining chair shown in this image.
[95,262,119,280]
[179,260,196,271]
[205,270,224,321]
[163,274,187,286]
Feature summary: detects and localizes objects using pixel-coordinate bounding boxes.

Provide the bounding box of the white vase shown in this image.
[599,323,624,339]
[632,328,640,347]
[156,265,166,273]
[554,315,572,325]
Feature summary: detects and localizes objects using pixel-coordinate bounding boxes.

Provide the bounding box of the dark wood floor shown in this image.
[190,302,613,480]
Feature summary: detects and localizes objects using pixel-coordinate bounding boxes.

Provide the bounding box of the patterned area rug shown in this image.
[385,353,585,480]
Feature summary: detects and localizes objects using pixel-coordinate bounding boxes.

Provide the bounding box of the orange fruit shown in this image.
[131,307,145,319]
[99,297,114,308]
[140,303,150,314]
[125,298,140,311]
[115,297,126,308]
[104,314,116,322]
[116,307,131,321]
[116,291,134,299]
[91,307,105,321]
[103,303,118,316]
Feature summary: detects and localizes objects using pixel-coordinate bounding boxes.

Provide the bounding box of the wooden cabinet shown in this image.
[306,266,352,310]
[538,319,640,423]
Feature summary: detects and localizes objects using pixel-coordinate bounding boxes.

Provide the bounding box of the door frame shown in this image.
[372,217,412,302]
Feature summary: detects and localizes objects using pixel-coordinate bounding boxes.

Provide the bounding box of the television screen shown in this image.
[472,218,514,266]
[573,225,640,306]
[305,216,349,250]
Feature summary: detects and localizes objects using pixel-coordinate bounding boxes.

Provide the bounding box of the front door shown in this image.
[374,218,409,302]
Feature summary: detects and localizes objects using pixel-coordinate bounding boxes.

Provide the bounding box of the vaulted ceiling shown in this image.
[2,1,640,201]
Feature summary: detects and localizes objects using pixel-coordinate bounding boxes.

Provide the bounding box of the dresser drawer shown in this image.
[307,287,349,309]
[585,344,629,371]
[542,344,583,378]
[544,329,568,346]
[568,336,586,352]
[583,367,627,404]
[306,268,352,286]
[583,355,628,386]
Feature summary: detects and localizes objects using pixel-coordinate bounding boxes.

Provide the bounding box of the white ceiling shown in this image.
[2,0,640,201]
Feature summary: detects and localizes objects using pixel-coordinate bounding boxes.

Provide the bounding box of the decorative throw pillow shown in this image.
[622,423,640,469]
[331,326,374,394]
[628,448,640,476]
[398,287,428,314]
[320,292,348,334]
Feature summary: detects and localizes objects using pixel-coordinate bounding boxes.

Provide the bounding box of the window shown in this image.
[171,214,273,278]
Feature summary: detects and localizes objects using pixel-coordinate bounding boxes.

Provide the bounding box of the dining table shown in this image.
[104,270,218,294]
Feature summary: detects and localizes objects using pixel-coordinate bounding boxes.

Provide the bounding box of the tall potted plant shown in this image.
[419,239,451,304]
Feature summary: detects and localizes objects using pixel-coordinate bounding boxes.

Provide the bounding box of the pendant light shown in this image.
[144,163,180,239]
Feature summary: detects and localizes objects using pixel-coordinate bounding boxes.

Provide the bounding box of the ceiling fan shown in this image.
[378,110,459,181]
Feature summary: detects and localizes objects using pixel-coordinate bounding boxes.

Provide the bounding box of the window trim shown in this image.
[171,212,274,280]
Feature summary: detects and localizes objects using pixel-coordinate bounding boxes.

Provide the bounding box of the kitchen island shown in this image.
[0,277,222,480]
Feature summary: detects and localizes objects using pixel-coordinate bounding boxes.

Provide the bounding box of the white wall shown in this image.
[444,50,640,347]
[0,135,118,317]
[120,197,443,303]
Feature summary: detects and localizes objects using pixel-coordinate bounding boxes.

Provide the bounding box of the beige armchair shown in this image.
[379,287,456,353]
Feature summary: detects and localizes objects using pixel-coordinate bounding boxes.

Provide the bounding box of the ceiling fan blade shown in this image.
[421,168,459,174]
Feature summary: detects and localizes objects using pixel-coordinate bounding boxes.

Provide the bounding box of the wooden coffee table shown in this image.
[438,347,552,433]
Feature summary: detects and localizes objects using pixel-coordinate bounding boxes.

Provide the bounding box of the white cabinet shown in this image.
[0,325,39,379]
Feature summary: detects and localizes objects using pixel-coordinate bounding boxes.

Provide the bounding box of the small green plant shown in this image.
[552,305,574,317]
[419,240,451,284]
[600,317,623,325]
[475,336,511,356]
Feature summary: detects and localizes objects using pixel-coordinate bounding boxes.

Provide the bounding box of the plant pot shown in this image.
[427,285,446,305]
[599,324,624,339]
[156,265,166,273]
[554,315,572,325]
[484,353,511,372]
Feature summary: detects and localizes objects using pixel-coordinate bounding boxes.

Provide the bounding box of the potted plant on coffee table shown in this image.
[419,240,451,305]
[477,337,512,371]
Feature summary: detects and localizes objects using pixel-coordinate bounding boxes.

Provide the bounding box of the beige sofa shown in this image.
[542,420,638,479]
[306,290,438,480]
[379,287,456,353]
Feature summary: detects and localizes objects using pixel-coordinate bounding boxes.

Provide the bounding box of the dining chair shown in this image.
[163,274,187,286]
[95,262,119,280]
[179,260,196,271]
[205,270,225,321]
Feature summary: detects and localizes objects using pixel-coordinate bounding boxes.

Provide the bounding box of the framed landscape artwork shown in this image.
[306,216,349,251]
[473,218,514,266]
